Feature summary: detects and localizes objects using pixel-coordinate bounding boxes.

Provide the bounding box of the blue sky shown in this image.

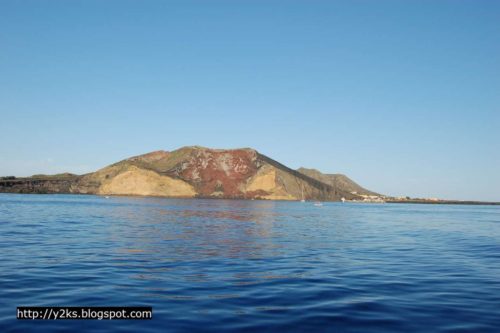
[1,0,499,201]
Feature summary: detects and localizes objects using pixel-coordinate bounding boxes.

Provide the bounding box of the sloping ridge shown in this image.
[257,153,360,200]
[297,167,379,196]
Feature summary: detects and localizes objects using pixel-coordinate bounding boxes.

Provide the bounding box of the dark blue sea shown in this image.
[1,194,499,332]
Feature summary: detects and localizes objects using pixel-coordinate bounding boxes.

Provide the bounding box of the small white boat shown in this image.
[314,202,323,207]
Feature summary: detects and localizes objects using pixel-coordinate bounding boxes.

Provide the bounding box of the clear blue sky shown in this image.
[1,0,499,201]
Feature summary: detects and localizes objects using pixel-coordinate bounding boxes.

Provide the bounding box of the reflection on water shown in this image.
[1,194,500,332]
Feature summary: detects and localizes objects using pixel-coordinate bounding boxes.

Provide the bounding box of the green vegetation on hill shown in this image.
[30,173,79,179]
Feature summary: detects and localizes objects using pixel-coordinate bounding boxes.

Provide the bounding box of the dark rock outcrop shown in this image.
[0,175,81,194]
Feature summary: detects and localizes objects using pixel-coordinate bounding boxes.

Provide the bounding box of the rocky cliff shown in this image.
[0,146,377,201]
[0,174,80,194]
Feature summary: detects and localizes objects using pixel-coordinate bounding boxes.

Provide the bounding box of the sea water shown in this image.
[1,194,499,332]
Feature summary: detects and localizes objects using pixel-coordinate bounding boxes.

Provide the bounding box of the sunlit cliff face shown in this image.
[74,146,333,200]
[0,146,373,201]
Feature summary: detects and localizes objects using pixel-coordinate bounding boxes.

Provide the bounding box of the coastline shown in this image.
[386,199,500,206]
[1,190,498,206]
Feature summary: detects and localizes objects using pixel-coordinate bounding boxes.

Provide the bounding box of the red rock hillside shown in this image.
[0,146,376,201]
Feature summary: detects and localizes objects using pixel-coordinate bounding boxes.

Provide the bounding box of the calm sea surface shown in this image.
[1,194,499,332]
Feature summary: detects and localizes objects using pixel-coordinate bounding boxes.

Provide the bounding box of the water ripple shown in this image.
[1,194,500,332]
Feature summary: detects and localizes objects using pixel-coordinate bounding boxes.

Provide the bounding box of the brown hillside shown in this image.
[0,146,369,201]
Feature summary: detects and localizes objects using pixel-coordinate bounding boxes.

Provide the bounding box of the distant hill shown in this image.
[297,168,379,196]
[0,146,374,201]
